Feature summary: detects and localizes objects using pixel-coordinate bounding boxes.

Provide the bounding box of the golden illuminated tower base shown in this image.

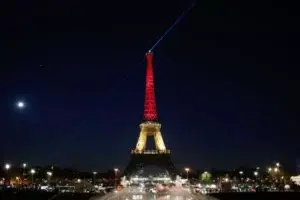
[133,122,170,154]
[123,122,177,177]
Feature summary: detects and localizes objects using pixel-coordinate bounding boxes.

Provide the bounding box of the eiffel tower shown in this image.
[123,51,177,177]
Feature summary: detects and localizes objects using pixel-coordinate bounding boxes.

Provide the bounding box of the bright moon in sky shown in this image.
[17,101,25,108]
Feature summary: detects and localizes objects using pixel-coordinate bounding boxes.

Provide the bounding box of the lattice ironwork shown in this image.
[143,52,158,121]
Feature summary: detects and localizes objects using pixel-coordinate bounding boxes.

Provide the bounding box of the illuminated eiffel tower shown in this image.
[123,52,177,176]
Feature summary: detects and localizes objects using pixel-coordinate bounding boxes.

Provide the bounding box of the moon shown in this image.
[16,101,25,109]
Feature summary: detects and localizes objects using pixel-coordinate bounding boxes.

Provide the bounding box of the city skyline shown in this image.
[0,0,299,171]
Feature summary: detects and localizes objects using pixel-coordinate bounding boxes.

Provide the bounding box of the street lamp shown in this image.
[276,162,280,167]
[184,168,190,180]
[93,172,97,185]
[254,171,258,182]
[5,163,10,171]
[30,169,35,183]
[47,171,52,180]
[239,171,244,182]
[4,163,10,184]
[22,163,27,186]
[114,168,119,188]
[268,167,272,173]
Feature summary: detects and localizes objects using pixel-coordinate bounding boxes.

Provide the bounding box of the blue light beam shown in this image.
[148,2,196,52]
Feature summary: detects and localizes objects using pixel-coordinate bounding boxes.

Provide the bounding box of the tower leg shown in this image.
[154,132,166,152]
[135,132,147,153]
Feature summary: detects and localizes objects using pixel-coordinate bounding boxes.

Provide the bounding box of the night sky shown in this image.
[1,0,299,172]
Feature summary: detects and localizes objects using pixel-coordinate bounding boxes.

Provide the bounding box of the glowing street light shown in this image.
[114,168,119,176]
[239,171,244,182]
[47,171,52,181]
[5,164,11,171]
[114,168,119,188]
[184,168,190,180]
[4,163,11,183]
[254,171,258,176]
[47,171,52,177]
[22,163,27,186]
[274,167,279,173]
[93,171,97,185]
[30,169,35,183]
[268,167,272,173]
[276,162,280,167]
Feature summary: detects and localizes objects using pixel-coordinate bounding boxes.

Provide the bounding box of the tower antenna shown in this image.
[148,2,196,52]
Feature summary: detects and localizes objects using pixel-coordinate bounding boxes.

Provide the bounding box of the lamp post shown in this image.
[47,171,52,181]
[184,168,190,181]
[268,167,272,173]
[23,163,27,168]
[239,171,244,182]
[114,168,119,188]
[30,169,35,184]
[22,163,27,185]
[273,167,280,182]
[254,171,258,183]
[5,163,10,171]
[5,164,11,184]
[93,172,97,185]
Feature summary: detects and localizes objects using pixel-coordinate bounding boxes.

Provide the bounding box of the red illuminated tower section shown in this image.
[144,52,158,121]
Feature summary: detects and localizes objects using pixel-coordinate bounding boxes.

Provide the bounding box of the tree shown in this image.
[200,171,212,183]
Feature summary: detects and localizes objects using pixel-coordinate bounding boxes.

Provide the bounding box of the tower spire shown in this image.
[143,51,158,121]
